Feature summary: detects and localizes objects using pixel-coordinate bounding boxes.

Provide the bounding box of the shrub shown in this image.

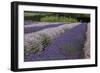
[39,34,51,49]
[24,33,52,56]
[40,16,78,22]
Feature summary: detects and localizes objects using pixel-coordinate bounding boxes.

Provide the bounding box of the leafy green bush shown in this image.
[24,11,90,22]
[40,16,78,22]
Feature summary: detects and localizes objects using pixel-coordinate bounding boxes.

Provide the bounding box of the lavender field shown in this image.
[24,11,90,62]
[24,22,90,61]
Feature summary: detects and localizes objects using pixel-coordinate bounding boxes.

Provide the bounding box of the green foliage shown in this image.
[31,46,40,53]
[24,11,90,22]
[41,16,78,22]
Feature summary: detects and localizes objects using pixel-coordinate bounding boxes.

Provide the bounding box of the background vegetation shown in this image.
[24,11,90,22]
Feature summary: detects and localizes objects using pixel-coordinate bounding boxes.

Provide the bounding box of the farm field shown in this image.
[24,11,90,62]
[24,22,89,61]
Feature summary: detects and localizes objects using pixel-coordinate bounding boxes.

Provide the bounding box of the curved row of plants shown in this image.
[24,23,80,56]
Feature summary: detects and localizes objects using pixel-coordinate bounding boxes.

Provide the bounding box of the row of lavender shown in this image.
[24,22,80,56]
[24,22,66,33]
[24,23,88,61]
